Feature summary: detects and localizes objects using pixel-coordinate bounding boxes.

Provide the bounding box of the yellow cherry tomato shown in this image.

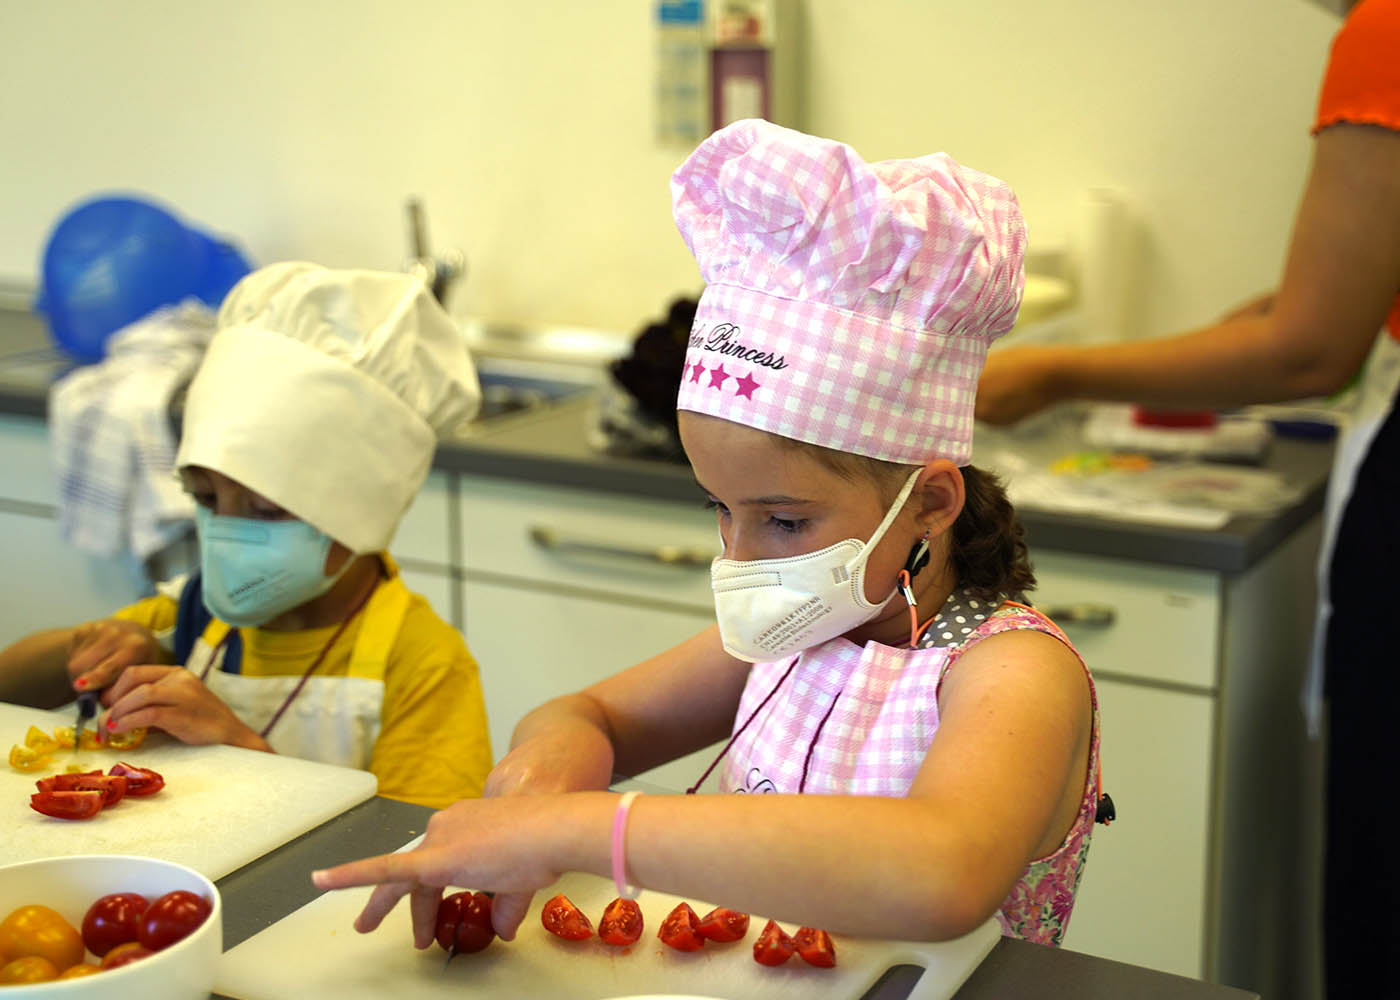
[0,954,60,983]
[58,961,102,978]
[7,743,50,772]
[105,726,146,751]
[23,726,58,753]
[0,904,85,972]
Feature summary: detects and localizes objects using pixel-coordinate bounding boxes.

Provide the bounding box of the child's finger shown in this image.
[351,881,413,935]
[408,885,443,948]
[313,852,413,892]
[488,890,534,941]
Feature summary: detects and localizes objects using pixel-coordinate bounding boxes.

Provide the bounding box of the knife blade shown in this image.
[73,690,99,757]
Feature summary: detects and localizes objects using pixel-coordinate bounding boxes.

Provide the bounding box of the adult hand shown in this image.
[975,345,1065,426]
[312,794,592,943]
[67,619,163,696]
[102,665,269,751]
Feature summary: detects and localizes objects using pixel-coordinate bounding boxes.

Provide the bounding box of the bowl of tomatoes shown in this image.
[0,854,220,997]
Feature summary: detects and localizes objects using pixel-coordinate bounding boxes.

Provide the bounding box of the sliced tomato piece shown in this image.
[30,789,103,820]
[752,919,795,966]
[37,772,127,807]
[108,762,163,796]
[51,727,100,751]
[793,926,837,968]
[540,894,593,940]
[9,743,51,772]
[433,891,495,955]
[597,898,643,947]
[105,727,147,751]
[23,726,59,753]
[696,905,750,943]
[658,901,705,952]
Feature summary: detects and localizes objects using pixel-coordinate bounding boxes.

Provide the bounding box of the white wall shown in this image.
[0,0,1338,340]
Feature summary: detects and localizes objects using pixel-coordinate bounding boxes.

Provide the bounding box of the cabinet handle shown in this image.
[528,525,714,569]
[1042,603,1117,628]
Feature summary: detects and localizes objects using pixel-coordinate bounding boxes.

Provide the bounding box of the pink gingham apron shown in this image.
[717,594,1100,945]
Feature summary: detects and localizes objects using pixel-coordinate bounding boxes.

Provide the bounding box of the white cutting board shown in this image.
[215,863,1001,1000]
[0,702,378,879]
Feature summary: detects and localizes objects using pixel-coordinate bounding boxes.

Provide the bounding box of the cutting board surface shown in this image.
[1,702,378,879]
[215,860,1001,1000]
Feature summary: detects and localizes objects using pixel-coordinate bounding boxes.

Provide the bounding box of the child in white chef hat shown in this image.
[314,121,1102,947]
[0,263,493,808]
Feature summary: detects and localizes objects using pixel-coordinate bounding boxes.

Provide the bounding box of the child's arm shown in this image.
[488,624,751,797]
[315,628,1092,944]
[0,628,77,708]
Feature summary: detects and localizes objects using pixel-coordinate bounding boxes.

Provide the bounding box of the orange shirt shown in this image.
[1313,0,1400,339]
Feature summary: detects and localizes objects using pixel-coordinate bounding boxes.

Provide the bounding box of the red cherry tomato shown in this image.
[108,762,163,796]
[597,898,643,947]
[793,925,837,968]
[101,941,154,969]
[435,892,495,955]
[138,890,211,951]
[29,789,103,820]
[752,919,795,966]
[37,772,127,808]
[82,892,150,957]
[696,905,750,943]
[658,902,705,952]
[540,894,593,941]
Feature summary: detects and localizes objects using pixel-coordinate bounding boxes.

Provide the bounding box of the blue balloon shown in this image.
[35,195,252,363]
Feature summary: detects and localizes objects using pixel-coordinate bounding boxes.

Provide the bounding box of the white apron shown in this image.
[184,579,409,769]
[1303,332,1400,737]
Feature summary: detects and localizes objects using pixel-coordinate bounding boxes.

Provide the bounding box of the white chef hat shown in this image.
[175,262,481,553]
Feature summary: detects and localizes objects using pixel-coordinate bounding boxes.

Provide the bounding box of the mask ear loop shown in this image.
[898,531,933,648]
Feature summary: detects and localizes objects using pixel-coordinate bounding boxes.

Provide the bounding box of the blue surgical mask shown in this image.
[195,507,348,626]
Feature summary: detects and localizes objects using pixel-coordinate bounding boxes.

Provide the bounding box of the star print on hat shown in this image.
[671,119,1025,466]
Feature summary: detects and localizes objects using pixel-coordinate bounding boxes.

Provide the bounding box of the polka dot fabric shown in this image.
[716,596,1100,946]
[671,119,1026,466]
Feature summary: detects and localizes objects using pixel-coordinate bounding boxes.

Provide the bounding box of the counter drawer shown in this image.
[1030,550,1220,689]
[458,474,718,610]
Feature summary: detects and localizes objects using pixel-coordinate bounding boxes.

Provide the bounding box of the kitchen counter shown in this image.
[0,305,1332,575]
[213,795,1259,1000]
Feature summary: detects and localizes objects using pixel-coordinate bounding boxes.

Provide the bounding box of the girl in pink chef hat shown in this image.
[315,120,1103,949]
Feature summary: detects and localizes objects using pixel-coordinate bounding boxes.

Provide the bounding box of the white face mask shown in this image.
[710,470,922,662]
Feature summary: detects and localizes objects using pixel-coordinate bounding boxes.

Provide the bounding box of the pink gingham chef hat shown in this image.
[672,119,1025,466]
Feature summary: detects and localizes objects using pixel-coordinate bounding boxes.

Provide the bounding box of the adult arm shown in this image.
[976,124,1400,423]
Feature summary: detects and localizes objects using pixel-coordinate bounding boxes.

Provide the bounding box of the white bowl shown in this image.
[0,854,221,998]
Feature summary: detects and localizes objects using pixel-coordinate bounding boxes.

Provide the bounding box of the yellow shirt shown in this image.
[114,559,492,809]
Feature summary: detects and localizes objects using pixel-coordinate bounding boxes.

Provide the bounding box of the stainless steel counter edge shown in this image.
[0,343,1332,575]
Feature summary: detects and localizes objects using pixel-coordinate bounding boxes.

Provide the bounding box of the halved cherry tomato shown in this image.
[0,955,59,983]
[793,926,837,968]
[23,726,58,753]
[138,890,211,951]
[8,744,50,772]
[38,771,127,808]
[597,898,643,947]
[0,904,85,971]
[540,893,593,940]
[82,892,150,957]
[104,727,147,751]
[434,891,495,955]
[101,941,154,969]
[108,762,163,796]
[52,726,101,751]
[696,905,750,943]
[657,901,705,952]
[30,788,104,820]
[752,919,795,966]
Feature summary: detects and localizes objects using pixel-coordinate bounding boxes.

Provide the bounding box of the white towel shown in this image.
[49,301,215,560]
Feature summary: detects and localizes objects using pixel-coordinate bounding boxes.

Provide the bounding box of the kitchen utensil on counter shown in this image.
[1,703,377,880]
[0,853,221,998]
[215,864,1000,1000]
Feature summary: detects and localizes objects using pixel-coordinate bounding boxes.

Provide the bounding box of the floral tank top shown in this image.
[714,591,1101,946]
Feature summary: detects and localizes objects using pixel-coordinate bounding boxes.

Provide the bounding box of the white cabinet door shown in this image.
[0,509,146,644]
[1061,677,1214,980]
[461,581,720,791]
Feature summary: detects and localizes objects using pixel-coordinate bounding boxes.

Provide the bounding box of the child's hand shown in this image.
[101,665,270,752]
[312,793,595,943]
[67,619,163,697]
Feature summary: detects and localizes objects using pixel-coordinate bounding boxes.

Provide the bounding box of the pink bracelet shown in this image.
[610,790,642,900]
